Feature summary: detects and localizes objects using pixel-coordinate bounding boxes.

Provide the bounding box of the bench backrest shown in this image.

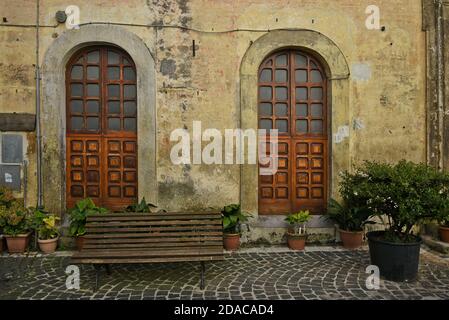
[82,211,223,252]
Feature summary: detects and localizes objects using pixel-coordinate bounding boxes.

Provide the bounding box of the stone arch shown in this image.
[41,24,156,214]
[240,29,350,220]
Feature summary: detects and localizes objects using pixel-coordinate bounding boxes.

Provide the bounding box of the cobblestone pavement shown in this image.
[0,248,448,300]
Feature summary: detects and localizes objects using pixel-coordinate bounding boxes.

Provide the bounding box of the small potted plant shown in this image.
[0,234,4,254]
[438,210,449,243]
[0,187,17,253]
[222,204,250,251]
[0,201,32,253]
[32,207,60,254]
[285,210,312,251]
[324,199,373,249]
[68,198,108,250]
[342,160,449,282]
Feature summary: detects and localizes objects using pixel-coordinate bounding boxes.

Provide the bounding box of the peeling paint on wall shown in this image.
[353,118,365,130]
[334,126,350,144]
[351,63,371,81]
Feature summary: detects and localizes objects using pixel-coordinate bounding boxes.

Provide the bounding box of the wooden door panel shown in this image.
[259,139,291,214]
[66,46,138,211]
[258,51,328,215]
[102,137,137,210]
[66,136,102,209]
[292,140,327,214]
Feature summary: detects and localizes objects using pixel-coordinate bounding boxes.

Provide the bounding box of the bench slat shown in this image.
[75,247,223,258]
[84,236,223,244]
[72,255,224,264]
[88,211,219,217]
[86,225,223,233]
[86,220,222,227]
[84,231,222,239]
[82,242,222,250]
[87,215,221,222]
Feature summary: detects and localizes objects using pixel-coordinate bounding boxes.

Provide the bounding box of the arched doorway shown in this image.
[258,50,328,215]
[65,46,138,211]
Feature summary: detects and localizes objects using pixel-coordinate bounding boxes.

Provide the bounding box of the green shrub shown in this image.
[221,204,250,234]
[68,198,108,237]
[340,160,449,242]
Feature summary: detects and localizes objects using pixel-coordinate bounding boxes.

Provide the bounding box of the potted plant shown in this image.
[0,187,17,253]
[32,208,60,254]
[324,199,373,249]
[0,234,4,254]
[438,210,449,243]
[0,201,32,253]
[222,204,250,251]
[285,210,312,251]
[68,198,108,250]
[341,160,449,282]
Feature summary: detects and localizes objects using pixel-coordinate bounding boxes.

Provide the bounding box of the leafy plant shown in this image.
[38,215,60,240]
[68,198,108,237]
[0,201,31,236]
[29,207,60,240]
[221,204,251,234]
[126,197,157,213]
[324,198,374,232]
[0,186,15,207]
[285,210,312,235]
[340,160,449,242]
[438,207,449,228]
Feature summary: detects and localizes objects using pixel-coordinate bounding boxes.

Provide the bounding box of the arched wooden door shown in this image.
[258,50,328,215]
[66,46,138,211]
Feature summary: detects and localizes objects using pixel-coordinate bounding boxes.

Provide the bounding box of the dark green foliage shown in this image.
[221,204,250,234]
[68,198,108,237]
[126,197,157,213]
[340,160,449,242]
[324,199,374,232]
[0,187,30,236]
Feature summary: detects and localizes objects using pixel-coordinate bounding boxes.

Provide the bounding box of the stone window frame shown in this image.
[239,30,350,223]
[41,25,156,214]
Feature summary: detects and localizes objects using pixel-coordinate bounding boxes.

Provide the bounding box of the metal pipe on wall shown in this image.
[435,0,445,171]
[36,0,43,207]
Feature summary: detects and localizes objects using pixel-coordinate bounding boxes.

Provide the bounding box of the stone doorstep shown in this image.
[422,235,449,255]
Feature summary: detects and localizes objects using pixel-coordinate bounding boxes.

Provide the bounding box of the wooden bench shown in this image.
[71,211,224,291]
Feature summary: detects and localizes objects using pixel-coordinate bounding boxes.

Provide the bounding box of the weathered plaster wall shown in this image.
[0,0,427,238]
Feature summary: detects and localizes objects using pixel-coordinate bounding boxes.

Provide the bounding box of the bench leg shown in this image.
[200,262,206,290]
[94,265,101,292]
[105,264,112,275]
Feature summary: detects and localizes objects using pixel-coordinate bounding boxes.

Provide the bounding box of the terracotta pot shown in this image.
[287,233,307,251]
[223,233,240,251]
[339,229,364,250]
[439,226,449,243]
[38,237,59,254]
[75,236,85,251]
[5,233,31,253]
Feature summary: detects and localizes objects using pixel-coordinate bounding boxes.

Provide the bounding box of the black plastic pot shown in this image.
[366,231,422,282]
